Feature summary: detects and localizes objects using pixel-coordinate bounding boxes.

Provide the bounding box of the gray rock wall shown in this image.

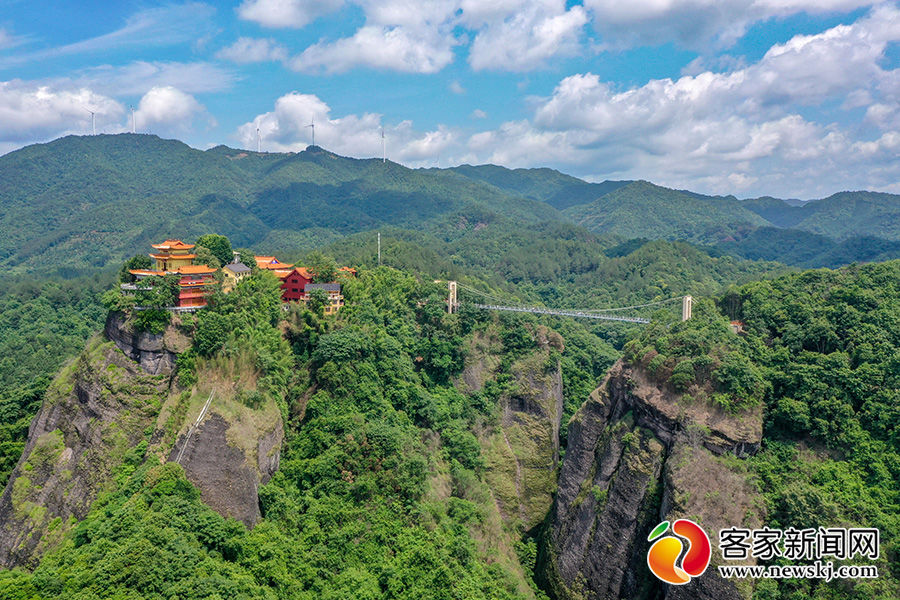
[544,360,764,600]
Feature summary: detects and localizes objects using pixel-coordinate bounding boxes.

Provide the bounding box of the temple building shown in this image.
[254,256,295,279]
[280,267,345,314]
[128,239,217,309]
[223,261,252,292]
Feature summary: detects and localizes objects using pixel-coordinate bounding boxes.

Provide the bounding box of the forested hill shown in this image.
[0,135,558,274]
[3,134,900,275]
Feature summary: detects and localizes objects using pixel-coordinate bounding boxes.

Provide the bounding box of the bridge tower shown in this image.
[682,295,693,321]
[448,281,458,314]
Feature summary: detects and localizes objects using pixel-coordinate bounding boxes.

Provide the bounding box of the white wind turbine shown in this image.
[83,107,96,135]
[306,118,315,147]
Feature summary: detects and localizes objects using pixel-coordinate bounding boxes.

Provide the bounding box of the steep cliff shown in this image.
[461,326,565,532]
[104,311,190,375]
[544,360,764,600]
[0,314,285,567]
[0,336,168,568]
[156,372,284,527]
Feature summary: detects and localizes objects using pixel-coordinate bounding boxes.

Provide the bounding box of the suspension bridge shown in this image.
[446,282,692,324]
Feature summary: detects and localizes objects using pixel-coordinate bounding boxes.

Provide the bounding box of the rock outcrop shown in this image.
[0,337,168,568]
[544,360,764,600]
[471,326,565,532]
[104,311,190,375]
[165,402,283,527]
[0,314,285,567]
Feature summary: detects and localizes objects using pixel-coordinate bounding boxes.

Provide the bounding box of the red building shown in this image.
[280,268,314,302]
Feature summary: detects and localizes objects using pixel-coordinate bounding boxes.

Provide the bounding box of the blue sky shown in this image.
[1,1,898,199]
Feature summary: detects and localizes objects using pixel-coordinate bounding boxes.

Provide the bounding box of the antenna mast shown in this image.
[381,127,385,163]
[130,105,136,134]
[257,127,261,153]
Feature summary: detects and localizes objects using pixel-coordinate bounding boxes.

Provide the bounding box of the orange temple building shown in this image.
[129,239,217,309]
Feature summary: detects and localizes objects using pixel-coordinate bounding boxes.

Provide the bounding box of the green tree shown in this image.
[306,251,337,283]
[119,254,151,282]
[307,288,329,317]
[196,234,233,266]
[193,245,221,270]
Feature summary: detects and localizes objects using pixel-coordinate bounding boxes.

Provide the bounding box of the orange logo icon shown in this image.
[647,519,712,585]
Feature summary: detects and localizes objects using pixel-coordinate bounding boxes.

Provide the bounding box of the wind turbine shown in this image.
[83,107,96,135]
[306,118,315,147]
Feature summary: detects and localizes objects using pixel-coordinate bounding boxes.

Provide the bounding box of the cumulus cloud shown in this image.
[216,37,288,64]
[458,4,900,197]
[0,81,124,143]
[237,0,343,28]
[468,0,588,71]
[286,0,586,74]
[449,80,466,94]
[134,86,208,132]
[236,91,458,164]
[290,25,455,74]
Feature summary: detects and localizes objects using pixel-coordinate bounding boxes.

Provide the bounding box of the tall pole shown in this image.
[682,295,693,321]
[257,128,261,153]
[381,127,385,163]
[448,281,457,314]
[131,105,136,134]
[377,232,381,266]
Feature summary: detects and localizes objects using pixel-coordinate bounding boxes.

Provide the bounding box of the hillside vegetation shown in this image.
[630,261,900,599]
[3,135,900,276]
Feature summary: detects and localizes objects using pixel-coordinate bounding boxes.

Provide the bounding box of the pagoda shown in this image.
[129,239,217,309]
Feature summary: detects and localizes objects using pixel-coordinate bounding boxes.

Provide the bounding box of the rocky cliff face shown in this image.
[0,336,168,568]
[104,311,191,375]
[544,360,764,600]
[163,399,283,527]
[463,327,565,532]
[0,314,285,567]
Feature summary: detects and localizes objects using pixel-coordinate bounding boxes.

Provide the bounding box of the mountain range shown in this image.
[2,133,899,274]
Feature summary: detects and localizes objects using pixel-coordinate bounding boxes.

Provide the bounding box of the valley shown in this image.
[0,136,896,600]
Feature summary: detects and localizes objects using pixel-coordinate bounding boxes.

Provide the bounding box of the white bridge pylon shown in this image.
[448,281,691,324]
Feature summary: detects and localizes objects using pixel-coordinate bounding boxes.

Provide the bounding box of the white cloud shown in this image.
[134,86,207,132]
[468,0,588,71]
[471,109,487,119]
[0,81,124,142]
[67,61,235,96]
[237,0,343,28]
[583,0,876,49]
[290,25,455,73]
[458,5,900,197]
[0,3,217,69]
[216,37,288,64]
[0,27,29,50]
[449,80,466,94]
[236,91,458,164]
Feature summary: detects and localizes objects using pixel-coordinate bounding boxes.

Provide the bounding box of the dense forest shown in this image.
[1,135,900,274]
[0,136,898,599]
[0,243,897,598]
